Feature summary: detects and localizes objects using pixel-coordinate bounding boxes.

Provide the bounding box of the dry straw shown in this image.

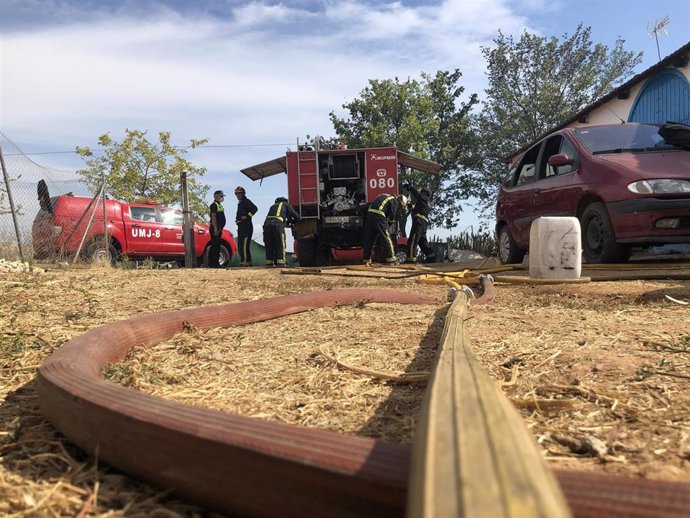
[1,265,688,516]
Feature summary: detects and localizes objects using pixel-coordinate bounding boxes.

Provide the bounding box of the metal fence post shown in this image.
[0,142,25,262]
[180,171,196,267]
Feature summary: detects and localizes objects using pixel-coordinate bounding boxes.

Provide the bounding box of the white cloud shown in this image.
[0,0,543,230]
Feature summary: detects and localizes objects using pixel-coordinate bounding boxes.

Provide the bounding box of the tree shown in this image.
[476,24,643,209]
[329,70,480,228]
[76,130,210,217]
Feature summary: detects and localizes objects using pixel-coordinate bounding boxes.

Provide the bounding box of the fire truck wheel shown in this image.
[86,242,119,265]
[297,238,318,267]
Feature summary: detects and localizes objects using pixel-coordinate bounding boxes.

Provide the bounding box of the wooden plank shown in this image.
[407,291,572,518]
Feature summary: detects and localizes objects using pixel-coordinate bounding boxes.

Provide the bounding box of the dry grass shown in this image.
[0,264,688,516]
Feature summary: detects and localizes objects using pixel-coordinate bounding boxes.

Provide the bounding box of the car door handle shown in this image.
[132,223,141,227]
[533,189,541,195]
[164,226,173,230]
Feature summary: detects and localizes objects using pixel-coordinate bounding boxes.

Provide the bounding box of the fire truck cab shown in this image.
[241,145,441,266]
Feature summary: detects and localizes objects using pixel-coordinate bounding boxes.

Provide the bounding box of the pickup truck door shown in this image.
[159,208,185,255]
[125,205,166,256]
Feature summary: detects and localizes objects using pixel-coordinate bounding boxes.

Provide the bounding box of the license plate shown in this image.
[324,216,351,224]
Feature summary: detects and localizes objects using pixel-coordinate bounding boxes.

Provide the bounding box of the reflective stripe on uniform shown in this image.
[268,202,285,221]
[414,213,429,222]
[368,196,395,216]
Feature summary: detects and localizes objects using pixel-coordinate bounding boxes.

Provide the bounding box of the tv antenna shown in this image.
[647,16,670,61]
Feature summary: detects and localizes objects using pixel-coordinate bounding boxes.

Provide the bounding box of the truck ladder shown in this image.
[296,139,319,219]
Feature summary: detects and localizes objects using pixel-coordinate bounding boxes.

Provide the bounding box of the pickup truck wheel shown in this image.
[87,242,118,265]
[203,243,232,268]
[497,225,525,264]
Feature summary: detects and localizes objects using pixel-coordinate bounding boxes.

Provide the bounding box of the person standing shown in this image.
[396,194,410,238]
[234,186,258,267]
[403,182,436,263]
[263,197,300,267]
[208,190,226,268]
[362,193,399,265]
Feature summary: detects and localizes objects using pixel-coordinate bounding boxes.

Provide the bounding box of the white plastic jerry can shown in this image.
[529,217,582,279]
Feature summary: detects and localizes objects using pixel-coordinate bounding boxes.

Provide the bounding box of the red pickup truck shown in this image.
[32,194,237,266]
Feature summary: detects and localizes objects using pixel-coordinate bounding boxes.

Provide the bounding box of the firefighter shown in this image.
[396,194,410,238]
[208,190,226,268]
[402,182,436,263]
[234,186,258,267]
[362,192,399,265]
[263,197,300,267]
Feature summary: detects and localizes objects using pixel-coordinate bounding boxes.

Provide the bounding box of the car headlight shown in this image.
[627,179,690,194]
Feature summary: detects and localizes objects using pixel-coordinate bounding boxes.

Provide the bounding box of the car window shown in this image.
[160,208,183,225]
[130,206,158,222]
[503,166,517,187]
[514,144,541,186]
[557,138,577,175]
[542,135,578,177]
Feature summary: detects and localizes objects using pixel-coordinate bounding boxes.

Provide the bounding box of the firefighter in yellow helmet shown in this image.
[263,197,300,267]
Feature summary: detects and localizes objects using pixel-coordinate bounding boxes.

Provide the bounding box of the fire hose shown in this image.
[38,289,690,517]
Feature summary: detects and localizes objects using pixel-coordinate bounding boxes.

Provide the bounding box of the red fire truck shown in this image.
[241,146,441,266]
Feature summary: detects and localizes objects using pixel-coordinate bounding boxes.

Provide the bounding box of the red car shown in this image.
[496,123,690,263]
[32,194,237,266]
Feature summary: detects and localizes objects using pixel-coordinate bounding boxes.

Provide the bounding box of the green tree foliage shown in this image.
[329,70,480,228]
[476,24,642,209]
[76,130,210,217]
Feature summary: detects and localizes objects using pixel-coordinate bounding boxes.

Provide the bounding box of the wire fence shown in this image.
[0,132,94,262]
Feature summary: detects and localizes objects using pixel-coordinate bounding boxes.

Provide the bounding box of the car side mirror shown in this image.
[548,153,572,167]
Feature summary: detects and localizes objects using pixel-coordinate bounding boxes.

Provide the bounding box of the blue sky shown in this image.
[1,0,689,238]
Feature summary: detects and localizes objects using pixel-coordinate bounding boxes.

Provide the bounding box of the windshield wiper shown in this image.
[592,148,647,155]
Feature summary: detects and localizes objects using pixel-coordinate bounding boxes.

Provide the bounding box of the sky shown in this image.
[1,0,689,240]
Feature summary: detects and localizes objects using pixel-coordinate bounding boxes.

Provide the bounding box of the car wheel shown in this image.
[203,243,232,267]
[580,202,629,263]
[497,225,525,264]
[87,242,118,265]
[396,248,408,264]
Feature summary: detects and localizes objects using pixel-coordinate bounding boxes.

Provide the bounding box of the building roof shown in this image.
[506,41,690,162]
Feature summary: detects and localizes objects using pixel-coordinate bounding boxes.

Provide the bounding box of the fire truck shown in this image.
[240,145,441,266]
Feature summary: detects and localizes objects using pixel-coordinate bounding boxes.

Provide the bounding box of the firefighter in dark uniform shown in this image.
[208,190,226,268]
[403,182,436,263]
[263,197,300,267]
[234,186,258,267]
[362,193,399,265]
[396,194,410,237]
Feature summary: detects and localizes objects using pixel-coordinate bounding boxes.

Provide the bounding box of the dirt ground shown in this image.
[0,264,688,517]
